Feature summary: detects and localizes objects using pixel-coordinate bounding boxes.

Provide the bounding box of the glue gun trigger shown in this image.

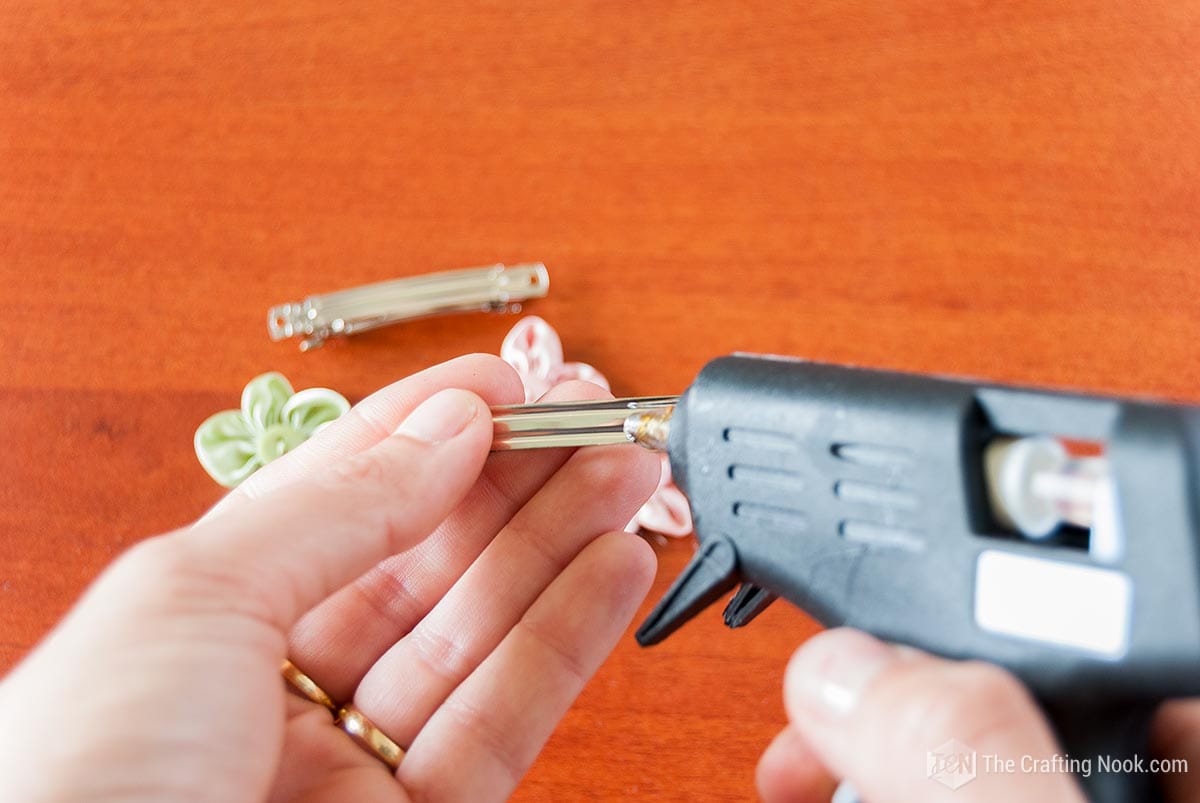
[635,538,739,646]
[723,583,778,629]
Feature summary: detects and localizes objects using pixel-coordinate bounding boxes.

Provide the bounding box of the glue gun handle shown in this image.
[1044,701,1164,803]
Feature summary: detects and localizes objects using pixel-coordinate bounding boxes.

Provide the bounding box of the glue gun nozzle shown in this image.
[623,408,672,451]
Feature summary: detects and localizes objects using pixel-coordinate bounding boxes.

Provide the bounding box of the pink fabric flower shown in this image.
[626,454,694,537]
[499,316,694,538]
[500,316,609,402]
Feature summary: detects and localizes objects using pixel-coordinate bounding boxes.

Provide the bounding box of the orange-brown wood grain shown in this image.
[2,2,1198,800]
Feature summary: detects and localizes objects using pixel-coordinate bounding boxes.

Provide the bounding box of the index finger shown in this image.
[177,387,496,630]
[203,353,525,518]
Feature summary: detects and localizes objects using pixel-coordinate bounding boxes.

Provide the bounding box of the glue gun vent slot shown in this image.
[732,502,807,530]
[840,520,925,552]
[728,464,804,489]
[723,427,797,452]
[834,480,919,510]
[831,442,914,470]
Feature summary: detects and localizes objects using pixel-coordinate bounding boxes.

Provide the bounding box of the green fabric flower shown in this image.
[194,372,350,488]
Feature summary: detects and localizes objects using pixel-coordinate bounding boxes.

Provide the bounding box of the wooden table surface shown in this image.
[2,2,1198,800]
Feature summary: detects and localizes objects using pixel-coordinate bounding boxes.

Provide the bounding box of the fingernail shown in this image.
[786,628,899,716]
[395,389,479,443]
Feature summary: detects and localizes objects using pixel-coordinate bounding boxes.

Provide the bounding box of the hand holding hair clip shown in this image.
[268,263,550,351]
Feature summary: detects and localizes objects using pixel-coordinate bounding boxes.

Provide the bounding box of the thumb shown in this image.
[783,629,1085,803]
[134,387,494,630]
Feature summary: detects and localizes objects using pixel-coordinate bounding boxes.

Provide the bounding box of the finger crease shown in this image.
[439,697,525,788]
[346,404,396,446]
[477,468,524,516]
[409,625,476,683]
[352,566,425,635]
[511,519,572,579]
[517,616,589,687]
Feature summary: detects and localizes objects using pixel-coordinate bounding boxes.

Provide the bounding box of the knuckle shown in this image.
[316,447,426,555]
[113,535,231,594]
[111,536,188,588]
[324,448,394,490]
[409,624,477,683]
[478,468,523,513]
[341,403,393,445]
[439,697,524,787]
[882,660,1032,747]
[949,660,1033,729]
[571,448,633,497]
[352,566,425,632]
[402,696,524,803]
[569,444,660,510]
[108,536,259,616]
[518,615,589,686]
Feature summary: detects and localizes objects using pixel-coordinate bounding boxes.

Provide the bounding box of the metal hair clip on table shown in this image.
[268,263,550,351]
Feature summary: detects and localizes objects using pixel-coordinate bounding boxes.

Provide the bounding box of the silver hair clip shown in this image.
[491,396,678,451]
[269,263,550,351]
